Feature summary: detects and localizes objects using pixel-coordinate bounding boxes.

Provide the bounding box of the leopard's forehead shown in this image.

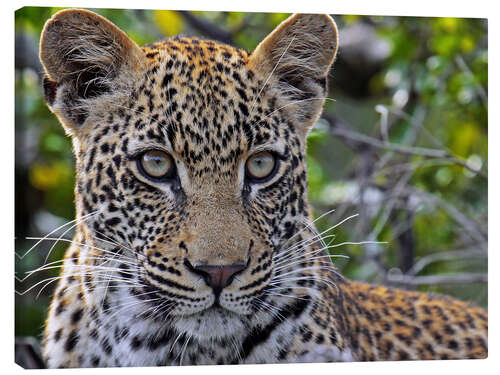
[142,37,250,68]
[140,36,255,103]
[117,37,296,184]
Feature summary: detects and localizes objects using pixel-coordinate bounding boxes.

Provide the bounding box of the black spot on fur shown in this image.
[64,330,79,352]
[71,308,84,325]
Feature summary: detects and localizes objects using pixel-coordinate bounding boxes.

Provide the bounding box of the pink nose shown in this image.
[186,261,246,294]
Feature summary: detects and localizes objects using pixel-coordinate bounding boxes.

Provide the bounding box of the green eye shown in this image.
[138,150,175,180]
[245,151,276,181]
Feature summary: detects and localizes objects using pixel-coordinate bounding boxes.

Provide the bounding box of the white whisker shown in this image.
[19,210,99,260]
[248,36,296,117]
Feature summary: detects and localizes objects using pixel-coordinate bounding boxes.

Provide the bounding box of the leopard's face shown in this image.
[75,40,310,319]
[40,10,338,338]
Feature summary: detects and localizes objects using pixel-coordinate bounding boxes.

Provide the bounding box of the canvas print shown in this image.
[15,7,487,368]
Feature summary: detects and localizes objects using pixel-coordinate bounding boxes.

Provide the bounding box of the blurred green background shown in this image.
[15,7,487,341]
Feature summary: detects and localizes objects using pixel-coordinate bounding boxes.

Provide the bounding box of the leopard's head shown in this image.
[40,9,338,338]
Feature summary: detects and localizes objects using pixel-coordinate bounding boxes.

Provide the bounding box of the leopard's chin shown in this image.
[172,305,247,340]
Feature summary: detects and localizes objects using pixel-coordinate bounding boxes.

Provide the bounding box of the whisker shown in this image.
[230,335,242,363]
[253,297,285,321]
[105,296,163,321]
[18,210,99,260]
[43,211,100,263]
[24,237,138,263]
[283,207,337,245]
[16,268,146,297]
[148,298,175,319]
[279,213,358,253]
[247,97,338,131]
[273,234,337,264]
[153,302,176,323]
[269,275,337,288]
[98,239,135,313]
[273,254,349,272]
[273,215,366,267]
[266,284,325,295]
[92,229,136,253]
[169,331,186,355]
[274,241,367,268]
[178,333,192,365]
[280,232,337,255]
[273,265,338,279]
[21,256,137,280]
[264,291,310,300]
[27,263,138,278]
[248,36,296,117]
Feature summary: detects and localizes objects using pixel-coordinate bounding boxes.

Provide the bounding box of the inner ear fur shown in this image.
[250,14,338,130]
[39,9,144,128]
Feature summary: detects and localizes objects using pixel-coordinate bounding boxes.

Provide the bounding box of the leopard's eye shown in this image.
[245,151,276,182]
[138,150,175,180]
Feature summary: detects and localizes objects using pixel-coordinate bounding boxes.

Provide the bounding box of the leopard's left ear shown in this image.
[250,14,338,132]
[40,9,145,134]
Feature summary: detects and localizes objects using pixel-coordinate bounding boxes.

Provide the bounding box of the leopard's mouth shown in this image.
[139,257,271,318]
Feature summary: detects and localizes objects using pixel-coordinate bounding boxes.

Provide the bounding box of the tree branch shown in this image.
[387,272,487,286]
[323,114,488,179]
[409,248,487,276]
[405,187,488,246]
[177,11,233,44]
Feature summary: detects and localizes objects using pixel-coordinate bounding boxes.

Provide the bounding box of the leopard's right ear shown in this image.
[40,9,144,133]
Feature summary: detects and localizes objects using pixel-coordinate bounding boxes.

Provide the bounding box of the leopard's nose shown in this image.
[184,259,247,295]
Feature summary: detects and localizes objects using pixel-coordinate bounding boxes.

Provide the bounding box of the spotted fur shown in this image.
[39,9,487,368]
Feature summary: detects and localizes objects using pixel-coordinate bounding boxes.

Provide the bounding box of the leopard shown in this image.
[38,9,487,368]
